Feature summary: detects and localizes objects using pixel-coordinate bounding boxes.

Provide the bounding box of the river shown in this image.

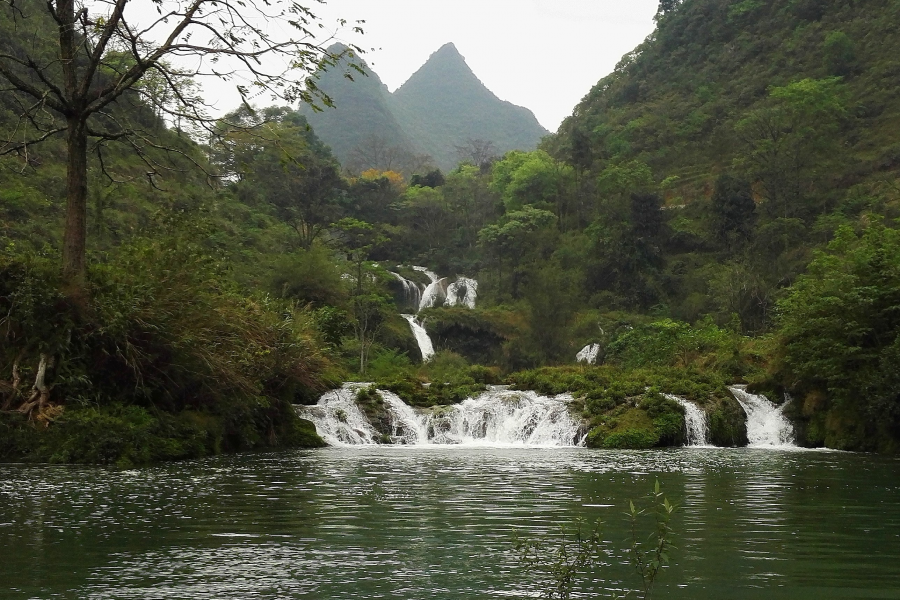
[2,447,899,599]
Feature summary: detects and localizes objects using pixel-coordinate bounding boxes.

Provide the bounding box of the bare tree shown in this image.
[0,0,362,301]
[453,138,498,168]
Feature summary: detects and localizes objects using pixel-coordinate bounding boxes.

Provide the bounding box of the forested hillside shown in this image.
[2,0,900,462]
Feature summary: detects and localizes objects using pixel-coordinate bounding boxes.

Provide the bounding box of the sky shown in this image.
[311,0,661,132]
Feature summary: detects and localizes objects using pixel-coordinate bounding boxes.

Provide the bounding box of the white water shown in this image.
[301,386,584,447]
[576,343,601,364]
[414,267,445,311]
[666,394,711,447]
[301,385,381,446]
[390,272,422,312]
[402,314,435,362]
[393,266,479,362]
[445,277,478,309]
[729,385,796,448]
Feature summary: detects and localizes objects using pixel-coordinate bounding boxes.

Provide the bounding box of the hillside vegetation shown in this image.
[2,0,900,461]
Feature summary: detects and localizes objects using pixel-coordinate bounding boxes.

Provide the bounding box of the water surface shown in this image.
[1,447,898,599]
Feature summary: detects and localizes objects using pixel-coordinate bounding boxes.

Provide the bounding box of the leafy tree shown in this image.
[220,107,345,250]
[736,78,847,220]
[398,185,453,258]
[331,217,389,374]
[409,169,445,188]
[823,31,857,76]
[777,222,900,433]
[478,206,557,298]
[710,173,756,250]
[442,164,498,246]
[0,0,360,299]
[490,150,570,213]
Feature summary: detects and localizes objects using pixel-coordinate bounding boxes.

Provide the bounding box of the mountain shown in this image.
[554,0,900,199]
[300,44,419,172]
[302,43,549,172]
[391,43,549,170]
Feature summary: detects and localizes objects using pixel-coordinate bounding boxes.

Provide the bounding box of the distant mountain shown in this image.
[391,43,549,170]
[300,44,418,172]
[302,43,549,173]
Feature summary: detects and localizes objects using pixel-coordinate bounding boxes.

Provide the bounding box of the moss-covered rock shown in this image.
[354,385,393,439]
[707,393,749,447]
[585,407,661,449]
[418,307,515,365]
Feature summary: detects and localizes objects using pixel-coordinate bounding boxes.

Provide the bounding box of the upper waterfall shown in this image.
[391,266,479,362]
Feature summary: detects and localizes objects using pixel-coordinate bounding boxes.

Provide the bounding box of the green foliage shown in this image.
[267,245,348,306]
[606,318,732,369]
[514,519,603,600]
[514,481,677,600]
[627,480,677,599]
[823,31,856,76]
[776,222,900,448]
[0,225,334,464]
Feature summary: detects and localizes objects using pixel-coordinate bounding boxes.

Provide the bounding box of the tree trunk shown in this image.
[62,118,89,302]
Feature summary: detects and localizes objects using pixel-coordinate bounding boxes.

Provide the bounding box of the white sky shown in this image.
[312,0,660,132]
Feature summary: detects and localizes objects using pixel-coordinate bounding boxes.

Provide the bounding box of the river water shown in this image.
[2,447,899,599]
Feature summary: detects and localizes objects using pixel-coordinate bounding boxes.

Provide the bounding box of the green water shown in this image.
[1,447,899,599]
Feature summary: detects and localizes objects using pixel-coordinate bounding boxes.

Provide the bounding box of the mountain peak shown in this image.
[396,43,482,98]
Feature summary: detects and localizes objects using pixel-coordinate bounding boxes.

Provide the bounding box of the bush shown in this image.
[0,228,334,464]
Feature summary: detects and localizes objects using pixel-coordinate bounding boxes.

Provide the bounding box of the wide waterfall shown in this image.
[389,266,479,362]
[665,394,711,447]
[300,384,584,447]
[729,385,796,448]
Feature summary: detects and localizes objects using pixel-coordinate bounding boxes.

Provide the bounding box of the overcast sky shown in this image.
[308,1,660,132]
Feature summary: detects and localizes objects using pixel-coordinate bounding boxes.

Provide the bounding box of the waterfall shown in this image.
[393,266,479,363]
[665,394,710,447]
[390,272,422,312]
[301,385,381,446]
[576,343,601,365]
[445,278,478,309]
[402,314,435,362]
[413,267,443,311]
[300,386,583,447]
[729,385,796,448]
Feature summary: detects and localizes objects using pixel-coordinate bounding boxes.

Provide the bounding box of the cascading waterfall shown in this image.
[301,385,381,446]
[576,343,601,365]
[401,314,435,362]
[665,394,711,447]
[390,266,479,362]
[729,385,796,447]
[414,267,446,311]
[390,272,422,312]
[300,385,584,447]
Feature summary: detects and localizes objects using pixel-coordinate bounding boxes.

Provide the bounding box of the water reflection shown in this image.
[0,448,898,599]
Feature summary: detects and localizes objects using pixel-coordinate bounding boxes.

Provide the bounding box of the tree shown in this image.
[736,78,846,220]
[0,0,361,299]
[710,173,756,251]
[219,106,345,249]
[477,206,557,298]
[331,217,388,374]
[453,138,497,168]
[655,0,683,21]
[777,222,900,434]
